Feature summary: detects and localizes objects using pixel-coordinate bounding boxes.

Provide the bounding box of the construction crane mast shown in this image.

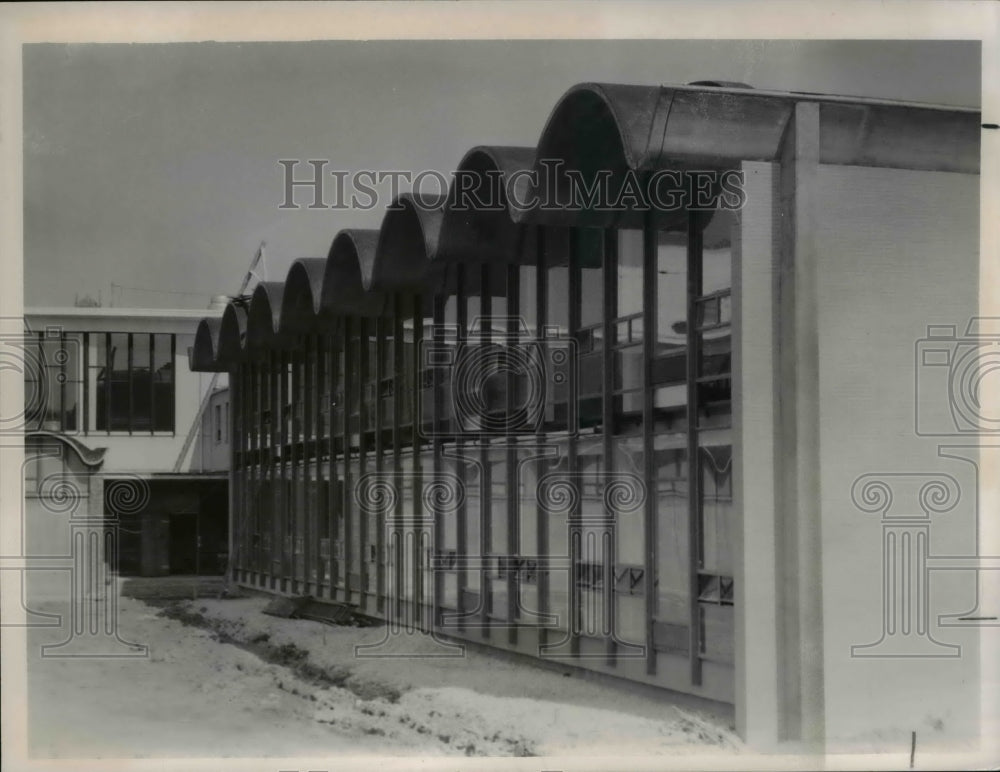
[172,242,266,473]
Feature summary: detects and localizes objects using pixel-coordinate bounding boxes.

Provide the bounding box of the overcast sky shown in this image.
[23,39,980,309]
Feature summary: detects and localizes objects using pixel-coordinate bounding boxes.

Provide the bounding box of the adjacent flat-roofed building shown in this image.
[23,305,229,579]
[189,81,983,749]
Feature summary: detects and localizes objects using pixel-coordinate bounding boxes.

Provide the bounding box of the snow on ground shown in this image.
[164,593,740,756]
[26,585,741,760]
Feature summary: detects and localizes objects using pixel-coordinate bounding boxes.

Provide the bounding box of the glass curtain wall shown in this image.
[223,196,735,694]
[692,208,735,670]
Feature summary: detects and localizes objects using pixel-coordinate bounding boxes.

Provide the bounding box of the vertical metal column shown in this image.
[248,360,257,582]
[303,339,314,594]
[411,295,425,628]
[229,363,241,582]
[455,268,468,631]
[290,349,300,594]
[342,317,354,603]
[432,293,446,629]
[392,295,405,621]
[479,266,491,639]
[535,228,550,651]
[279,350,290,592]
[567,228,581,658]
[374,316,386,614]
[686,210,704,686]
[642,218,658,675]
[329,327,341,599]
[602,229,617,667]
[269,349,280,590]
[312,334,324,595]
[359,317,370,611]
[252,359,261,583]
[506,262,520,646]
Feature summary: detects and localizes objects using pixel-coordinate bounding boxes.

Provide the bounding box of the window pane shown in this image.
[105,333,129,430]
[94,334,106,430]
[654,228,688,439]
[363,323,377,433]
[696,211,733,430]
[131,334,151,430]
[578,229,603,329]
[40,338,64,428]
[698,327,732,428]
[699,445,734,575]
[519,265,537,335]
[617,229,643,318]
[542,446,570,630]
[701,210,733,295]
[466,292,480,333]
[610,436,644,565]
[546,227,570,327]
[462,450,481,594]
[609,230,645,435]
[656,230,687,356]
[612,364,644,433]
[489,451,507,555]
[576,229,603,431]
[491,289,507,321]
[378,330,392,436]
[61,333,83,432]
[655,445,689,626]
[22,335,42,431]
[152,334,174,431]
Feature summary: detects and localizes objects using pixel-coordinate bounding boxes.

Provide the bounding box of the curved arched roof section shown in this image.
[438,146,536,265]
[339,229,380,290]
[216,302,248,367]
[523,81,979,226]
[371,192,446,291]
[191,316,226,372]
[525,83,652,228]
[187,80,980,374]
[280,257,327,332]
[537,83,660,172]
[246,281,288,351]
[322,230,386,317]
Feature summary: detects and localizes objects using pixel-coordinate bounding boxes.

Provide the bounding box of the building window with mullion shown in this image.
[93,332,175,433]
[23,330,84,433]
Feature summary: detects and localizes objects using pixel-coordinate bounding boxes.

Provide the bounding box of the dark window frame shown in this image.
[92,331,176,435]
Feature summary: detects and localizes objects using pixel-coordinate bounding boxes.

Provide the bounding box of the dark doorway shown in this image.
[105,477,228,577]
[169,513,199,574]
